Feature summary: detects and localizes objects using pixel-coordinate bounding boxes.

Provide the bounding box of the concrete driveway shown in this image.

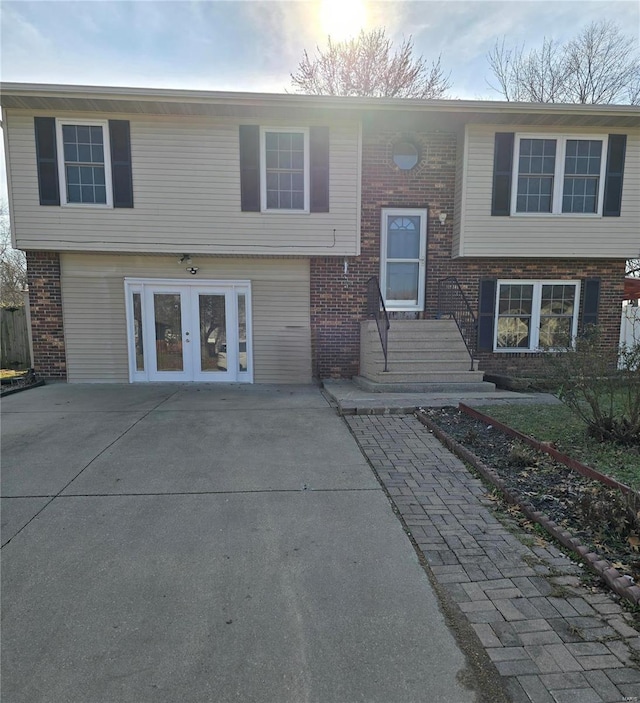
[1,384,477,703]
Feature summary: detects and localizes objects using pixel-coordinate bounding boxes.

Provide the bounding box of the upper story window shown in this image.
[55,119,113,207]
[512,134,607,216]
[495,280,580,351]
[35,117,133,209]
[260,128,309,212]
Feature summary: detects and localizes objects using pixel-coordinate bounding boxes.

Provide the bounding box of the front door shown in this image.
[125,279,252,383]
[380,208,427,311]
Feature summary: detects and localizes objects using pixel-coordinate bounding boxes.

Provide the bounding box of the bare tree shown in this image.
[487,21,640,104]
[488,37,570,103]
[627,260,640,277]
[0,203,27,309]
[290,29,451,99]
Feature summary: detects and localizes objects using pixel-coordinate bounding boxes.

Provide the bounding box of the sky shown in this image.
[1,0,639,203]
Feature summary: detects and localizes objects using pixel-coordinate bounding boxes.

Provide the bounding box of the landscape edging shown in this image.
[459,402,636,496]
[0,379,45,397]
[415,410,640,607]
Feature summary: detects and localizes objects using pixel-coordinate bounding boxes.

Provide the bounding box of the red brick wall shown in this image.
[310,127,625,379]
[26,251,67,379]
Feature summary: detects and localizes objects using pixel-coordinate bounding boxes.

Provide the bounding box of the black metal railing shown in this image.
[366,277,390,372]
[437,277,477,370]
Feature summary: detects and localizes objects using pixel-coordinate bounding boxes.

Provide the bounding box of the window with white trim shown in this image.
[56,119,112,206]
[512,134,607,215]
[260,128,309,212]
[495,281,580,351]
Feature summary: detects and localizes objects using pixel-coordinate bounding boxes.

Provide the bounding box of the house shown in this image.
[1,83,638,385]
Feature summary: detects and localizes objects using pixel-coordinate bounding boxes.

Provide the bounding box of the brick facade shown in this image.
[26,251,67,379]
[310,127,625,379]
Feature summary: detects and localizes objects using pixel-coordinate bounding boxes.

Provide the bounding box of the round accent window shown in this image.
[392,141,419,170]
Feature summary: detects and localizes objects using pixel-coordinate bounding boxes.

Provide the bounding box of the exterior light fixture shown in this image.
[438,213,447,225]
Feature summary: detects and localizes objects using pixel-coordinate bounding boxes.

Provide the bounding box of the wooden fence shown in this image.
[1,304,31,369]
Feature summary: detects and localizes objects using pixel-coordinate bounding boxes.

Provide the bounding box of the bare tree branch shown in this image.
[290,29,451,99]
[487,21,640,105]
[564,21,640,104]
[0,202,27,309]
[627,260,640,277]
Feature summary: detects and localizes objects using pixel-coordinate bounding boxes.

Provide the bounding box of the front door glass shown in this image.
[237,293,247,373]
[154,293,184,371]
[132,292,144,371]
[198,294,227,373]
[381,209,427,311]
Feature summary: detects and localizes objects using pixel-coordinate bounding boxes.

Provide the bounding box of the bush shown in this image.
[545,329,640,445]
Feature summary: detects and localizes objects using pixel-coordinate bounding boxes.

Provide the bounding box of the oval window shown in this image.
[392,141,419,170]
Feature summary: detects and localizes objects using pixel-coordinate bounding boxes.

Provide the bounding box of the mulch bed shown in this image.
[423,407,640,588]
[0,370,44,396]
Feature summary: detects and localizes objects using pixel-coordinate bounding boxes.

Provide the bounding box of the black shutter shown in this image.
[603,134,626,217]
[581,279,600,330]
[477,279,497,351]
[310,126,330,213]
[239,125,260,212]
[109,120,133,208]
[34,117,60,206]
[491,133,514,216]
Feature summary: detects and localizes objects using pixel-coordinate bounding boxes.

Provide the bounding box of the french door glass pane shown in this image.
[154,294,183,371]
[199,294,227,372]
[132,292,144,371]
[237,293,247,372]
[386,263,419,301]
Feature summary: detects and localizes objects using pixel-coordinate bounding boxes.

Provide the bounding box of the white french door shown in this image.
[380,208,427,311]
[125,279,252,383]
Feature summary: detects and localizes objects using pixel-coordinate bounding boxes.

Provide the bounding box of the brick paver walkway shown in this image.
[347,414,640,703]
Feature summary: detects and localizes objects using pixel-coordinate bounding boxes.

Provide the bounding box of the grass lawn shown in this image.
[474,402,640,492]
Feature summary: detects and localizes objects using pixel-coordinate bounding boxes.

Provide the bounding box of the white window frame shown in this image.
[380,208,427,312]
[494,280,581,352]
[260,126,309,214]
[55,118,113,208]
[511,134,608,217]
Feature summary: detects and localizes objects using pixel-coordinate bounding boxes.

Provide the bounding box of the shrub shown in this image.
[544,329,640,446]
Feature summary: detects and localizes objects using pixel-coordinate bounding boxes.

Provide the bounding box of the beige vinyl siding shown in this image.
[458,124,640,258]
[60,254,311,383]
[6,110,360,256]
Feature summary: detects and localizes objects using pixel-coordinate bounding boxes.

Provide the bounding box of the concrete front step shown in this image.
[362,334,469,346]
[353,376,496,394]
[362,351,472,363]
[362,320,462,333]
[375,339,471,350]
[363,359,471,374]
[360,318,482,385]
[361,370,487,384]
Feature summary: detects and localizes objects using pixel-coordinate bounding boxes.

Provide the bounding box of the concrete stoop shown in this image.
[360,319,494,393]
[353,375,495,394]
